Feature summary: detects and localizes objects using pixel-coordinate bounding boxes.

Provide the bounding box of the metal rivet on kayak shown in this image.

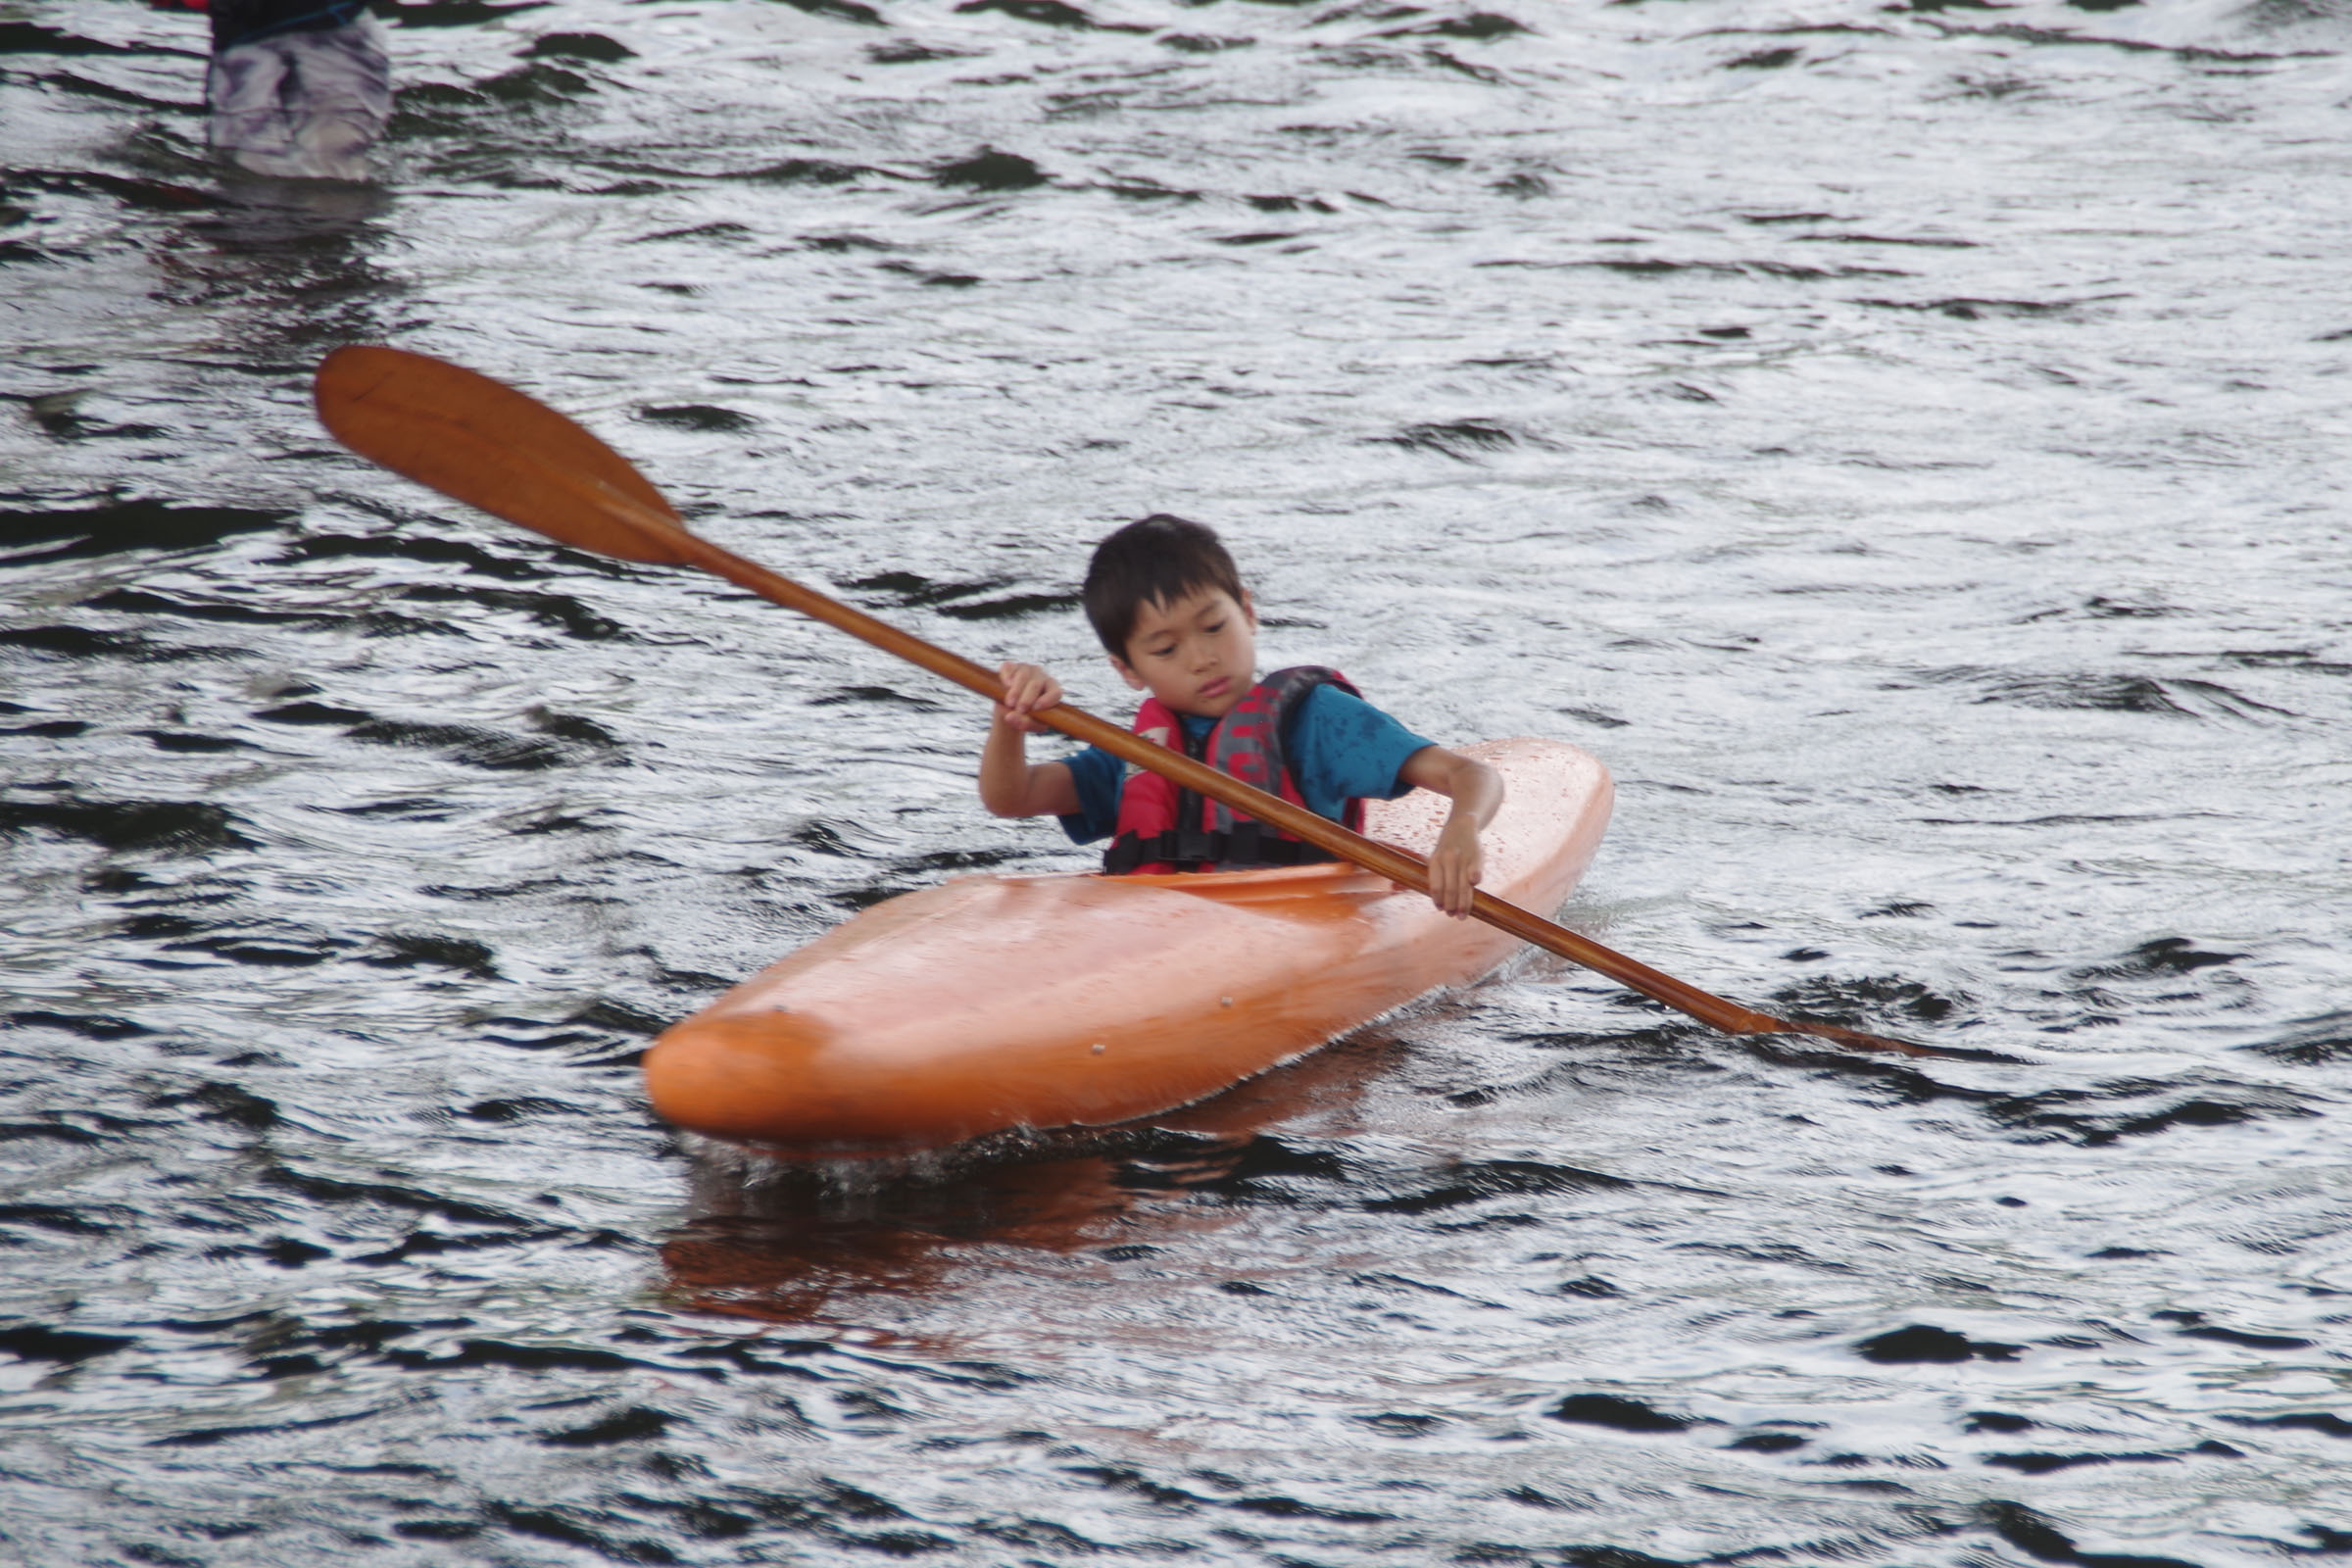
[1221,997,1233,1006]
[1091,1043,1105,1054]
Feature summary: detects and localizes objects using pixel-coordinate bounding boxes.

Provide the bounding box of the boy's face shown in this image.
[1109,587,1258,719]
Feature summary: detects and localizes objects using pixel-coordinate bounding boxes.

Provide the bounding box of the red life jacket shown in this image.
[1102,666,1366,875]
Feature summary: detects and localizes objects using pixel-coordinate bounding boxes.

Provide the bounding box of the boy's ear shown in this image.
[1108,654,1148,692]
[1241,589,1257,628]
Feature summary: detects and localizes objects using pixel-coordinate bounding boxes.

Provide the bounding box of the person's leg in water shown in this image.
[203,1,391,180]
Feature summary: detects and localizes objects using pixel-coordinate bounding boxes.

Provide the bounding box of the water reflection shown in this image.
[153,176,401,356]
[663,1032,1404,1324]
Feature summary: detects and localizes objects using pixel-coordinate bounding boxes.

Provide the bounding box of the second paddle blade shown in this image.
[315,345,698,566]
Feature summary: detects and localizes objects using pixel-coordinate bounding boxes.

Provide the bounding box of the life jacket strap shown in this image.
[1102,826,1341,875]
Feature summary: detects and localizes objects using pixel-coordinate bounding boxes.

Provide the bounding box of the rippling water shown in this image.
[6,0,2351,1562]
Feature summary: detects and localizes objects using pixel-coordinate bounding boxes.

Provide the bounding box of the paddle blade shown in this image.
[315,344,696,565]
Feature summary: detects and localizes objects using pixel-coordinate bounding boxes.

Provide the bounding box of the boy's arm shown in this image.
[1396,745,1503,917]
[979,662,1083,818]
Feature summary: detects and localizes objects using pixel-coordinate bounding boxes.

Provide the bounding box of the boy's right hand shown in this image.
[994,662,1063,733]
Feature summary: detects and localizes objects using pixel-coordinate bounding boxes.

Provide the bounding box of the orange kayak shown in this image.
[644,737,1612,1155]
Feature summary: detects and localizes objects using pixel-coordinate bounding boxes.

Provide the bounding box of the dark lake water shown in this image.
[5,0,2350,1562]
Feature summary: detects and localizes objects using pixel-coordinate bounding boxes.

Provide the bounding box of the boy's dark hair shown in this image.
[1082,514,1246,659]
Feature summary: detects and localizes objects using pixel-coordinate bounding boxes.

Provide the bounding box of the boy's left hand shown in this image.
[1425,816,1485,917]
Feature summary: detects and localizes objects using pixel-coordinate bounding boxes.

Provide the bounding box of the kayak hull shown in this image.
[644,737,1612,1154]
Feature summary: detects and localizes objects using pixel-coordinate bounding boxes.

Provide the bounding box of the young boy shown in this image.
[978,514,1501,916]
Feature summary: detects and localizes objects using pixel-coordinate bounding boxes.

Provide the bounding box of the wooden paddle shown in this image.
[314,343,1955,1060]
